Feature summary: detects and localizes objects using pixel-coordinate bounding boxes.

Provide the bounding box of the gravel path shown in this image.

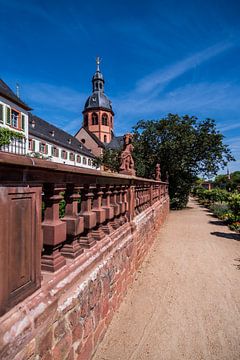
[93,199,240,360]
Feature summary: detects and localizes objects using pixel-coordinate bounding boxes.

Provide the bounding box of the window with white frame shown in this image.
[52,146,59,157]
[39,142,48,154]
[0,104,3,123]
[11,109,19,128]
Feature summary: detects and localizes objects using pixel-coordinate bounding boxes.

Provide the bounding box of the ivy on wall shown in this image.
[0,127,24,146]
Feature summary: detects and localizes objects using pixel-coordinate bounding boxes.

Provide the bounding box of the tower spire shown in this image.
[92,56,104,93]
[96,56,100,72]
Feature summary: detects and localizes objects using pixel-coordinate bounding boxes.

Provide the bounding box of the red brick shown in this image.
[77,335,93,360]
[89,280,101,310]
[72,322,84,343]
[42,351,53,360]
[54,319,68,342]
[68,308,80,329]
[52,334,72,360]
[101,298,109,319]
[92,303,101,328]
[66,348,74,360]
[80,288,90,318]
[37,329,53,357]
[94,320,106,345]
[83,316,93,339]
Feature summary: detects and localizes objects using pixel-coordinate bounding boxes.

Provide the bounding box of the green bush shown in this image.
[228,193,240,221]
[209,202,229,218]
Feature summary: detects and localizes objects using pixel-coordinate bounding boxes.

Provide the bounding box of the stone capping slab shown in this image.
[0,152,168,184]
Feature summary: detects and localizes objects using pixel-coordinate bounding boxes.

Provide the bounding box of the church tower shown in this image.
[82,57,114,144]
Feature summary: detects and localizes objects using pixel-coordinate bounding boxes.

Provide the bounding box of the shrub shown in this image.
[228,193,240,221]
[209,203,229,218]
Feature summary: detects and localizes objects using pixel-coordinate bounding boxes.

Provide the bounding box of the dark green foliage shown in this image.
[214,171,240,191]
[132,114,234,209]
[96,148,120,172]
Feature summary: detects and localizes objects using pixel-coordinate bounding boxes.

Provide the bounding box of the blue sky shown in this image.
[1,0,240,173]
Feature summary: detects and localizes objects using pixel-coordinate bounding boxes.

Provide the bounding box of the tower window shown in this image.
[104,135,107,142]
[102,114,108,126]
[92,113,98,125]
[81,138,86,144]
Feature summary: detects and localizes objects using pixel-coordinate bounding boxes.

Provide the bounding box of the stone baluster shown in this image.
[101,185,114,234]
[135,186,141,215]
[122,186,129,222]
[116,186,125,225]
[91,186,106,241]
[41,184,67,272]
[79,185,97,248]
[61,185,84,259]
[109,186,121,229]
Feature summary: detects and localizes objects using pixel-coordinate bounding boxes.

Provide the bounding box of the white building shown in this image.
[0,79,31,154]
[0,79,98,170]
[28,114,97,169]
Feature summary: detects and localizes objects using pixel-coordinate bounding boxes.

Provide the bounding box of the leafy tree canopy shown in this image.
[99,114,234,209]
[132,114,234,208]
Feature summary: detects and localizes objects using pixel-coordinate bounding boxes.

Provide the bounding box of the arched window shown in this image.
[104,135,107,143]
[83,157,86,165]
[84,114,88,127]
[88,159,91,166]
[102,114,108,126]
[92,113,98,125]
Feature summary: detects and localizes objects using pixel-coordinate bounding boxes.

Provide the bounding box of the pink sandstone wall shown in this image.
[0,197,169,360]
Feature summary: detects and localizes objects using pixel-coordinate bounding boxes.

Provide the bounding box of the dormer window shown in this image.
[68,138,72,144]
[31,119,36,128]
[50,130,55,137]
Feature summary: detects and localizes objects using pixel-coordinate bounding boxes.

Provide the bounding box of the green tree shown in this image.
[132,114,234,208]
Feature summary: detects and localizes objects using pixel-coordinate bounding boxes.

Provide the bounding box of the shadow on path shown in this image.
[208,220,226,226]
[211,231,240,241]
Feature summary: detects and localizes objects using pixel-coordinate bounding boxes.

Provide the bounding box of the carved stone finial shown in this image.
[155,163,161,181]
[119,133,136,176]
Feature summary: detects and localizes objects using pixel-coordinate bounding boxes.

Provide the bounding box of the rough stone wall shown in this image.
[0,198,169,360]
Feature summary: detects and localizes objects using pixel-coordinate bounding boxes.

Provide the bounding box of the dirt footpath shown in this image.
[93,199,240,360]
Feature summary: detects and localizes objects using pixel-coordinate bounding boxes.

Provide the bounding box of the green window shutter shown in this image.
[21,114,25,129]
[6,107,11,125]
[32,140,35,151]
[45,144,48,154]
[51,146,54,156]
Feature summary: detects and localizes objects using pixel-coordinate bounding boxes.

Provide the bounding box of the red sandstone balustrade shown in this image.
[79,185,97,248]
[0,152,169,316]
[61,185,84,259]
[91,185,106,241]
[41,184,67,272]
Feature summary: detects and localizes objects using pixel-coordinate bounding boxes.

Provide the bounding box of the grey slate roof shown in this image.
[105,134,124,150]
[84,91,113,113]
[0,79,31,110]
[29,114,95,158]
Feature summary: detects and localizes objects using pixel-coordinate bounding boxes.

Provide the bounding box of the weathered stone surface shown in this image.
[0,197,169,360]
